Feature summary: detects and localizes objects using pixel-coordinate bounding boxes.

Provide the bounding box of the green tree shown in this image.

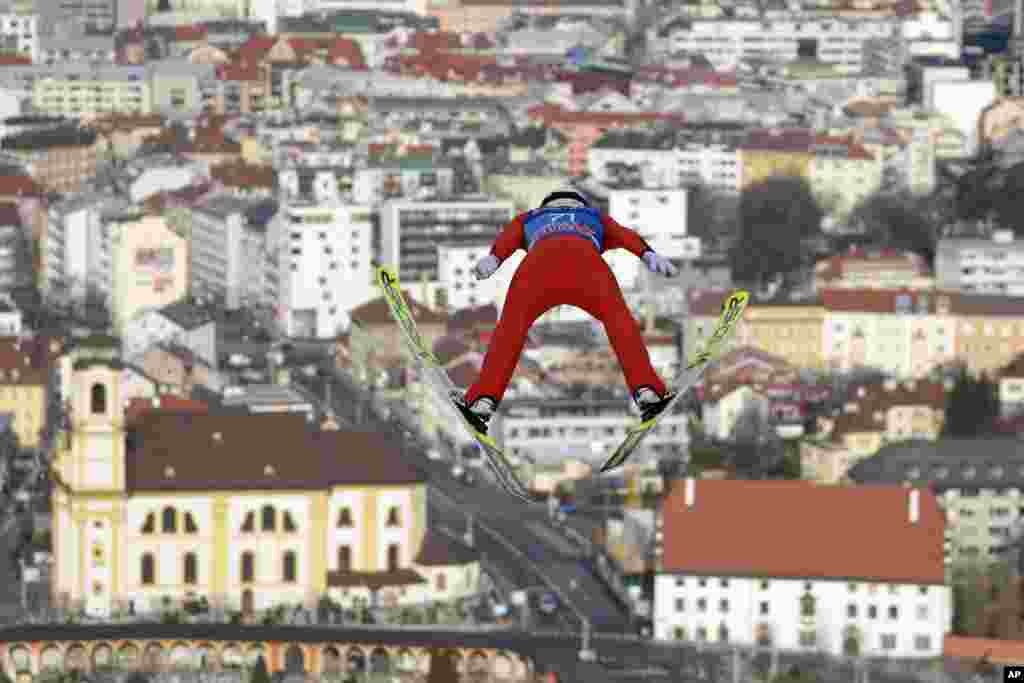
[944,366,1000,437]
[847,191,938,266]
[731,176,823,286]
[250,654,271,683]
[426,648,459,683]
[773,666,820,682]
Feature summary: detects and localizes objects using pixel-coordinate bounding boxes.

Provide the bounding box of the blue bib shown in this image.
[523,207,605,251]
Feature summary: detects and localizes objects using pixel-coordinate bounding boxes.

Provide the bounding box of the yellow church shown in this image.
[50,345,480,619]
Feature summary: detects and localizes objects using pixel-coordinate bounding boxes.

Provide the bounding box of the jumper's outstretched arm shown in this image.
[489,212,530,264]
[601,214,653,258]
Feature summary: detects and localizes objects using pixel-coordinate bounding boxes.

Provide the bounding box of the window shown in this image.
[282,551,297,582]
[436,572,447,591]
[338,508,352,527]
[847,604,857,618]
[386,507,401,527]
[719,599,729,613]
[759,601,769,615]
[183,553,197,585]
[848,582,858,592]
[918,586,928,595]
[675,578,685,587]
[718,624,729,643]
[916,605,929,620]
[142,513,154,534]
[283,511,296,532]
[261,505,275,531]
[673,627,686,640]
[90,383,106,414]
[888,606,899,619]
[387,544,400,571]
[914,635,931,651]
[760,580,770,590]
[720,578,729,587]
[698,578,707,587]
[868,605,877,619]
[338,545,351,571]
[697,598,707,612]
[800,593,816,617]
[184,513,197,534]
[241,551,254,583]
[880,634,897,650]
[241,512,254,532]
[675,598,685,612]
[162,506,176,533]
[696,626,707,641]
[799,630,816,647]
[140,553,154,585]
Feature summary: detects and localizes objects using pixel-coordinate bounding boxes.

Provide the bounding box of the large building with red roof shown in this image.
[654,478,951,658]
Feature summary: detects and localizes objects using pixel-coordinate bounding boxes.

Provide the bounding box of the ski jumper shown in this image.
[464,207,668,406]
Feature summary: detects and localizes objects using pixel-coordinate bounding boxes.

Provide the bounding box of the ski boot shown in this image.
[453,393,498,435]
[633,386,677,423]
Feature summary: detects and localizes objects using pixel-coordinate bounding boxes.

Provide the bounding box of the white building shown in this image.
[650,17,896,73]
[606,188,689,290]
[931,80,997,158]
[190,194,268,311]
[588,135,742,195]
[654,479,952,659]
[436,243,523,313]
[0,13,38,63]
[121,299,217,367]
[43,196,108,309]
[935,231,1024,296]
[379,199,515,310]
[268,202,373,339]
[497,397,689,466]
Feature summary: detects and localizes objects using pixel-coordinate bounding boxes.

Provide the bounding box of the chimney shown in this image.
[684,477,695,507]
[909,489,920,524]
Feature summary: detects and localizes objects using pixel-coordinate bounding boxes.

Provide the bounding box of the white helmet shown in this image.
[540,189,589,209]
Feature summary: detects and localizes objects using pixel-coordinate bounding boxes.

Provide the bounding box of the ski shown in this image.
[599,290,750,473]
[375,266,539,504]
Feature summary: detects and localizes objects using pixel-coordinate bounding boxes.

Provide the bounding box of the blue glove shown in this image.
[474,254,500,280]
[642,250,678,277]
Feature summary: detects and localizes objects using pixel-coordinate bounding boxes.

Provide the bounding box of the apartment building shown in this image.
[496,396,690,465]
[801,379,946,484]
[436,243,521,313]
[0,125,99,193]
[952,293,1024,376]
[38,34,116,65]
[935,231,1024,296]
[121,299,217,367]
[649,17,897,73]
[43,195,108,308]
[189,193,271,310]
[654,479,951,658]
[1000,355,1024,417]
[379,199,515,311]
[269,202,374,339]
[587,127,744,195]
[0,12,37,63]
[32,66,152,118]
[849,439,1024,569]
[823,289,956,378]
[814,248,933,291]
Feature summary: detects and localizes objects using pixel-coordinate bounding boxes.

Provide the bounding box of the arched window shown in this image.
[141,512,155,534]
[183,553,197,584]
[386,507,401,527]
[283,511,296,532]
[241,551,254,583]
[337,507,352,527]
[283,551,297,583]
[338,545,351,571]
[241,511,254,532]
[141,553,155,585]
[436,572,447,591]
[387,544,399,571]
[261,504,275,531]
[90,383,107,414]
[184,512,198,533]
[162,506,176,533]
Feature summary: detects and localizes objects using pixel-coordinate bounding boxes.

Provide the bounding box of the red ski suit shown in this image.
[464,210,668,406]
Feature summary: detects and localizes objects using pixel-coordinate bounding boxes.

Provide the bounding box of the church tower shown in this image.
[51,338,127,618]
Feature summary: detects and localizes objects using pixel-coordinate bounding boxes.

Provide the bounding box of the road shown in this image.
[291,356,635,636]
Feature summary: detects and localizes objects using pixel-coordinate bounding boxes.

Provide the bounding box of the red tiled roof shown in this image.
[350,292,445,326]
[815,248,929,282]
[217,59,262,82]
[448,303,498,332]
[662,479,946,584]
[211,161,275,189]
[237,35,276,60]
[687,288,736,317]
[0,203,20,227]
[0,54,30,65]
[125,395,208,424]
[0,174,43,196]
[408,31,462,54]
[447,359,479,388]
[527,103,681,127]
[944,636,1024,664]
[635,65,738,88]
[173,25,207,42]
[327,37,366,69]
[821,288,949,314]
[389,53,496,82]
